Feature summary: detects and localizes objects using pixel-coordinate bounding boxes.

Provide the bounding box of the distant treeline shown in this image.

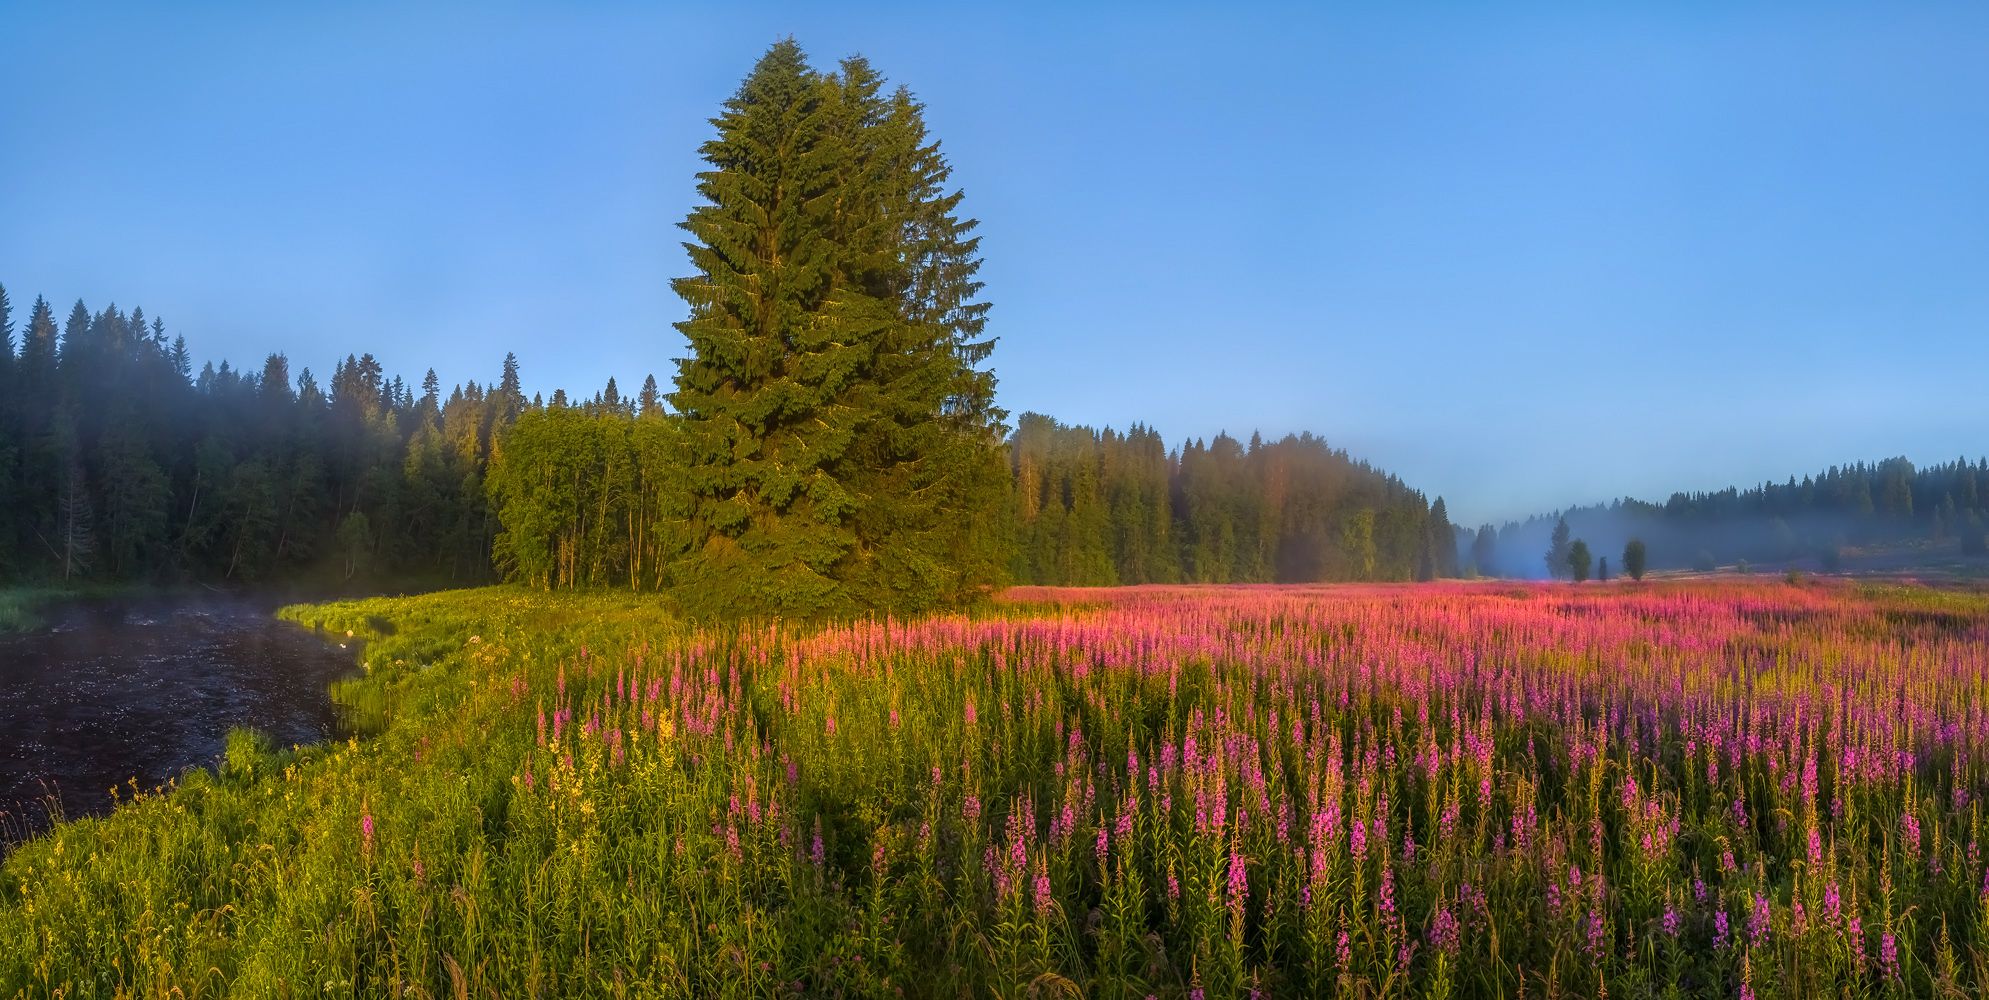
[0,287,517,587]
[1473,456,1989,578]
[1006,414,1457,585]
[480,407,1461,591]
[0,284,1461,592]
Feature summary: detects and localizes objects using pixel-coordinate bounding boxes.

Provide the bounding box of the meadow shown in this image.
[6,579,1989,998]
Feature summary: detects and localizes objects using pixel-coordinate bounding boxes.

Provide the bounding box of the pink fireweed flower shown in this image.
[1227,845,1248,908]
[1748,893,1770,948]
[1714,910,1731,949]
[1900,813,1922,859]
[1807,828,1823,866]
[1881,929,1900,980]
[360,811,375,854]
[1429,903,1461,955]
[1662,906,1681,938]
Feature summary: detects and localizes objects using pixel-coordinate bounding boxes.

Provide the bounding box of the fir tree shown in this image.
[637,374,662,416]
[1471,524,1498,577]
[668,41,1004,618]
[1546,516,1572,579]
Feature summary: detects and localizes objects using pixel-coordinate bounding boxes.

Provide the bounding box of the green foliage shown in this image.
[1546,516,1572,579]
[0,293,515,588]
[1010,416,1446,585]
[1471,523,1498,577]
[1567,538,1592,582]
[485,404,684,591]
[666,42,1007,620]
[1962,512,1987,556]
[1624,537,1648,581]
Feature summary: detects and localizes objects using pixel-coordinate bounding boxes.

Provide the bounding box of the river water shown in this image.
[0,597,358,841]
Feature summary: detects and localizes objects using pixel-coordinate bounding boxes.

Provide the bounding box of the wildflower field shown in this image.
[6,580,1989,998]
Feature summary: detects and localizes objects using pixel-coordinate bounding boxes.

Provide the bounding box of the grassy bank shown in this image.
[0,589,48,633]
[0,582,221,634]
[0,586,106,633]
[8,581,1989,996]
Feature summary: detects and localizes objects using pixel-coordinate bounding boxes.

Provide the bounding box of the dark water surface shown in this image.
[0,598,358,840]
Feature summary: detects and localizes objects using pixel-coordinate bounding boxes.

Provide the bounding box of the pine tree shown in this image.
[667,41,1005,618]
[1422,496,1457,579]
[828,56,1008,609]
[637,374,662,416]
[1546,516,1572,579]
[1623,538,1648,581]
[1568,539,1592,582]
[497,352,524,425]
[668,41,868,618]
[0,282,12,387]
[1471,524,1498,577]
[169,335,192,383]
[0,284,14,568]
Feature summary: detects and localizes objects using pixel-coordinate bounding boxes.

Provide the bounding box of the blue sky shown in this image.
[3,3,1985,524]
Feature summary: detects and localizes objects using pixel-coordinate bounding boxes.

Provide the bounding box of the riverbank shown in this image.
[0,585,132,633]
[0,595,361,843]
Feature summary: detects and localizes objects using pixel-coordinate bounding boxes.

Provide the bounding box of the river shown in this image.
[0,597,358,842]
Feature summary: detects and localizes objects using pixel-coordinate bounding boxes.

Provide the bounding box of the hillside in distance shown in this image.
[1471,455,1989,579]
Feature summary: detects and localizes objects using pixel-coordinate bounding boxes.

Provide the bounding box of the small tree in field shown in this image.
[1623,538,1647,581]
[1568,540,1592,582]
[1546,517,1571,579]
[1598,556,1609,582]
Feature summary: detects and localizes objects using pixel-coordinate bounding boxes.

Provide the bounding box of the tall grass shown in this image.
[0,588,66,633]
[5,580,1989,997]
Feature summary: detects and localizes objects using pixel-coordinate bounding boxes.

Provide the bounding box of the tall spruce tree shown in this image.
[668,42,871,618]
[668,41,1004,618]
[829,56,1008,610]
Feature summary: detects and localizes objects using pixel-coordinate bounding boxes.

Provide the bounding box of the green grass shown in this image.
[0,587,80,633]
[0,588,63,633]
[0,583,206,634]
[2,587,682,996]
